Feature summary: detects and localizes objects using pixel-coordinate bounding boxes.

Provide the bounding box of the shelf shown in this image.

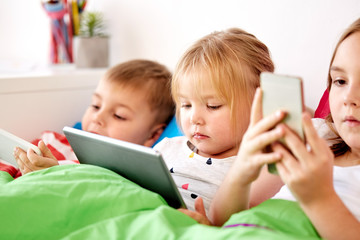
[0,64,106,94]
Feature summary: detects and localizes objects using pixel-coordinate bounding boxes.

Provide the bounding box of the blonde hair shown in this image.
[326,18,360,156]
[172,28,274,136]
[104,59,175,125]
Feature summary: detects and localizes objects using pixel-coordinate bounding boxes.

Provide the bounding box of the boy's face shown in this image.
[177,76,241,159]
[82,79,163,147]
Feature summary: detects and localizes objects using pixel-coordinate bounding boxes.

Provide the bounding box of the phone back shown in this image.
[261,72,304,174]
[261,72,304,139]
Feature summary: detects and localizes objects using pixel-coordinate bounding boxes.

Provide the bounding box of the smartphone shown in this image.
[0,128,42,167]
[260,72,305,174]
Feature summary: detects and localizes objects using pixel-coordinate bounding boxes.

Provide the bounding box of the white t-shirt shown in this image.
[273,118,360,221]
[154,136,235,213]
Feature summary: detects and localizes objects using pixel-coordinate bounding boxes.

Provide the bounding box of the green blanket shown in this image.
[0,165,321,239]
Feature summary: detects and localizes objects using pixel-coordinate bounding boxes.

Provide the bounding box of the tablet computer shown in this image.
[0,128,42,167]
[63,126,186,209]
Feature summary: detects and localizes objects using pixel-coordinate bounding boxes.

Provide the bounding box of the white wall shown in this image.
[0,68,105,140]
[0,0,49,70]
[1,0,360,110]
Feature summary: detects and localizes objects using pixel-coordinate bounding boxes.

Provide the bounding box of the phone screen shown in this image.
[260,72,304,174]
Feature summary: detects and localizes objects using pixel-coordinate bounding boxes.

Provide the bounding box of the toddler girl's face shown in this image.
[329,32,360,151]
[81,79,159,147]
[178,76,241,159]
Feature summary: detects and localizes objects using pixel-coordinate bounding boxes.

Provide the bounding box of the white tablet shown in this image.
[0,128,42,167]
[63,126,186,209]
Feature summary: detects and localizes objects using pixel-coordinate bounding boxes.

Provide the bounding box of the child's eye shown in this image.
[181,103,192,109]
[333,79,347,86]
[207,105,222,110]
[92,104,100,110]
[114,114,126,120]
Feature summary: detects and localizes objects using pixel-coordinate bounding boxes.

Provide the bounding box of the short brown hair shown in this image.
[104,59,175,125]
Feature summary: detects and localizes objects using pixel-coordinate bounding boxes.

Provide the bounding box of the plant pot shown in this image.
[74,36,109,68]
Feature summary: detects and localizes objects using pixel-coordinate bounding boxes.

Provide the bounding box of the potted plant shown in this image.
[74,11,109,68]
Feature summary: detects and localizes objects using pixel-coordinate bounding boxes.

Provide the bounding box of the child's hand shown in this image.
[210,88,286,226]
[14,140,59,175]
[178,197,212,225]
[232,88,285,185]
[273,112,335,204]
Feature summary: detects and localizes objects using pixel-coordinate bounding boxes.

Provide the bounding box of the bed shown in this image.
[0,164,320,239]
[0,71,326,239]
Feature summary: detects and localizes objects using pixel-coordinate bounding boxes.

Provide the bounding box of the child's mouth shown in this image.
[193,133,209,139]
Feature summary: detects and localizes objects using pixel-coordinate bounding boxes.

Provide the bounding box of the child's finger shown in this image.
[14,147,31,167]
[301,112,326,155]
[13,147,34,174]
[38,141,56,160]
[275,160,290,182]
[272,142,299,181]
[249,88,263,126]
[277,123,311,166]
[14,148,25,169]
[194,197,207,217]
[27,148,41,165]
[245,125,285,154]
[246,110,287,142]
[256,151,283,165]
[19,163,33,175]
[27,148,58,169]
[194,197,212,225]
[178,207,211,225]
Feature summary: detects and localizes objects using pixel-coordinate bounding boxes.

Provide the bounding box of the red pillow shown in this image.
[314,89,330,119]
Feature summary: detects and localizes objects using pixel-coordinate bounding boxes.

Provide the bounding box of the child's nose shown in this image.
[343,83,360,107]
[190,108,204,125]
[93,110,106,126]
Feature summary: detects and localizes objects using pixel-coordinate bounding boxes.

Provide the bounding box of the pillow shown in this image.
[153,116,183,146]
[314,89,330,119]
[72,121,82,130]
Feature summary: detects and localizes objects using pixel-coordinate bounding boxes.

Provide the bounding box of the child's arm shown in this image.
[249,166,283,207]
[14,140,59,175]
[209,88,286,226]
[273,113,360,240]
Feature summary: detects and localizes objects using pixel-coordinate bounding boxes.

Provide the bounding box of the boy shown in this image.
[2,59,175,177]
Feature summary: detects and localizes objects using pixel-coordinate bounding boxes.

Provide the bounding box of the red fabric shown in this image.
[52,132,71,146]
[0,162,18,177]
[47,144,66,160]
[314,89,330,119]
[31,138,66,160]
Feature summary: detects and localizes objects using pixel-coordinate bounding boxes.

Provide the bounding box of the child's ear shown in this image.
[143,124,166,147]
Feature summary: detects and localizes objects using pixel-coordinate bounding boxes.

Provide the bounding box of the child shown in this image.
[154,28,275,213]
[3,59,175,177]
[187,18,360,239]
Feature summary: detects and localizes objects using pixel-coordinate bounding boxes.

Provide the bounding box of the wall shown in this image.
[0,0,49,71]
[0,67,106,140]
[1,0,360,110]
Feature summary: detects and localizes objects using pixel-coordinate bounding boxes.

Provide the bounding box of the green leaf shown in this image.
[79,11,107,37]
